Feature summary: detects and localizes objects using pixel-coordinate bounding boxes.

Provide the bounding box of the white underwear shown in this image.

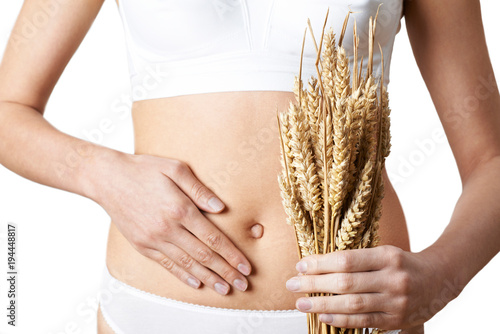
[99,264,401,334]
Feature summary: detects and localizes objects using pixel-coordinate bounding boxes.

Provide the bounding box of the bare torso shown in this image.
[104,90,411,310]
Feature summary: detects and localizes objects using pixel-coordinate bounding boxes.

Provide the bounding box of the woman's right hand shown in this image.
[90,151,252,295]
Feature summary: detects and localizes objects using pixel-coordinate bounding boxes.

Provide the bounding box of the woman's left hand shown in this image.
[285,245,462,330]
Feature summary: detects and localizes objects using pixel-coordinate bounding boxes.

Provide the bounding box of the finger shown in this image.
[163,159,225,213]
[286,272,383,294]
[296,248,385,274]
[153,242,232,296]
[318,312,389,329]
[158,183,252,276]
[295,294,386,314]
[181,207,252,276]
[144,248,201,290]
[169,228,249,291]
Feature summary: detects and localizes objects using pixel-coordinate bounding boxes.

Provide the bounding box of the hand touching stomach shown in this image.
[101,90,410,310]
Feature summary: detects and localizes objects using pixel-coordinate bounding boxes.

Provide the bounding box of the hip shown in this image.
[98,263,403,334]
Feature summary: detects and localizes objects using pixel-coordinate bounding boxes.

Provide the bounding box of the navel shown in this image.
[250,223,264,239]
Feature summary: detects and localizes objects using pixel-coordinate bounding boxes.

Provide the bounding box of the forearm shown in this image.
[0,101,122,201]
[421,155,500,294]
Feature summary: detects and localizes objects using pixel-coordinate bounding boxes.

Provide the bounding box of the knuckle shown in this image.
[170,160,188,177]
[337,252,353,272]
[387,246,404,268]
[131,232,152,249]
[306,255,319,272]
[338,315,352,328]
[128,233,143,248]
[398,295,410,313]
[223,250,240,266]
[164,203,188,221]
[160,257,176,271]
[348,294,365,313]
[135,245,152,259]
[196,248,214,265]
[160,224,174,239]
[303,275,315,291]
[396,271,411,294]
[191,181,210,202]
[205,232,223,250]
[198,271,213,284]
[360,313,376,328]
[178,254,195,270]
[318,297,329,311]
[219,267,234,281]
[153,219,172,234]
[336,273,353,292]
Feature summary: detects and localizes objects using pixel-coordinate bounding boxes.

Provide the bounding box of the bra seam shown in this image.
[262,0,276,50]
[240,0,253,50]
[115,0,138,78]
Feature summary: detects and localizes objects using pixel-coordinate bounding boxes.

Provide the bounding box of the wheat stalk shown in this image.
[277,5,391,334]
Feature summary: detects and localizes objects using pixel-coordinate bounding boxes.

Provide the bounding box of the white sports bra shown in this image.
[116,0,403,102]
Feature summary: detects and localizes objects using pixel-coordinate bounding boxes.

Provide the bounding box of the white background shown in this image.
[0,1,499,333]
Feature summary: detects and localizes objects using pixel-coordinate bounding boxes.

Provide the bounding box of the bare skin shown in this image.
[97,91,411,332]
[0,0,498,334]
[105,91,411,306]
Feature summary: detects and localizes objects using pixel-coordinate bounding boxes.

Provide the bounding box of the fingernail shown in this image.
[296,261,308,273]
[319,314,334,323]
[233,278,247,291]
[208,197,224,211]
[187,277,200,289]
[215,282,229,295]
[286,277,300,291]
[297,298,312,311]
[237,263,251,276]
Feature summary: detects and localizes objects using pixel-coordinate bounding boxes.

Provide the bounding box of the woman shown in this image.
[0,0,498,333]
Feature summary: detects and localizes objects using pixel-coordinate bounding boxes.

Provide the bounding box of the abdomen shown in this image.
[104,90,410,309]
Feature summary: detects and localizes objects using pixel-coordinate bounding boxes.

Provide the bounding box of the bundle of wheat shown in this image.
[277,6,391,334]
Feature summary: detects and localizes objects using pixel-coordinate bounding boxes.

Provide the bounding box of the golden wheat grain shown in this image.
[321,27,337,100]
[278,108,296,176]
[334,46,351,103]
[277,150,315,258]
[277,7,393,334]
[369,178,384,248]
[329,93,355,253]
[305,78,323,171]
[278,113,304,259]
[381,87,392,160]
[278,172,298,227]
[304,78,326,253]
[287,103,322,252]
[336,157,375,250]
[345,88,368,196]
[289,104,322,212]
[328,45,353,242]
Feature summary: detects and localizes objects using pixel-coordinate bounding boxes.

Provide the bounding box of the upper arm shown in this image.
[403,0,500,183]
[0,0,105,113]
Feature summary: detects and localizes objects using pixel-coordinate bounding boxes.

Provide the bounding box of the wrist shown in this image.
[76,143,129,204]
[417,242,467,303]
